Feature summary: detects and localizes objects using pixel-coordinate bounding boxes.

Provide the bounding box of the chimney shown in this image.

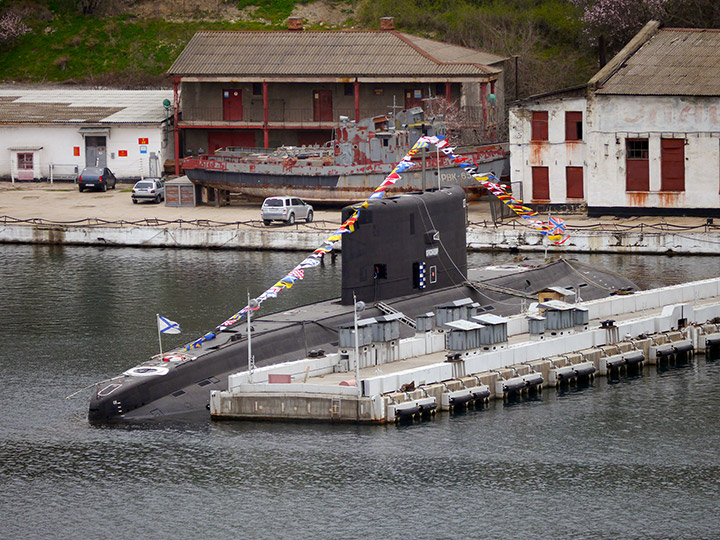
[380,17,395,31]
[288,17,303,31]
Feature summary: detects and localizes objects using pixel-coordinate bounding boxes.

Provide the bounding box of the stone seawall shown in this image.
[1,222,719,254]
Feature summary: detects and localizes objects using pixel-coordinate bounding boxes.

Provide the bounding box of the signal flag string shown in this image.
[180,136,569,351]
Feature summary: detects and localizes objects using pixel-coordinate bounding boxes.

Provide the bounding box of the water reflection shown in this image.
[1,244,719,539]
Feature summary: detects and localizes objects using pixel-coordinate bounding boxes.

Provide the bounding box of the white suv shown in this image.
[261,196,313,225]
[132,178,165,204]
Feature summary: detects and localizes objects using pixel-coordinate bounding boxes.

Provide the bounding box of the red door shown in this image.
[661,138,685,191]
[405,88,424,110]
[532,166,550,200]
[566,167,584,199]
[223,89,243,121]
[297,130,332,147]
[626,138,649,191]
[208,131,256,153]
[313,90,333,122]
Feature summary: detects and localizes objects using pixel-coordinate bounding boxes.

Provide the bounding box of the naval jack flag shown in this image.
[157,314,182,334]
[157,314,181,357]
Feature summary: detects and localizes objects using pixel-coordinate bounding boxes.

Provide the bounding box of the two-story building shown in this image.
[509,21,720,217]
[167,17,507,175]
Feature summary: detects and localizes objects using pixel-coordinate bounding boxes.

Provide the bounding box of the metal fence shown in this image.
[489,181,523,223]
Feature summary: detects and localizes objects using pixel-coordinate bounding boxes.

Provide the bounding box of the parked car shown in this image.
[78,167,116,192]
[132,178,165,204]
[261,196,313,225]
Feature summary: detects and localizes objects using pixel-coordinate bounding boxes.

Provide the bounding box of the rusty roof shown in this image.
[0,87,172,124]
[596,25,720,96]
[167,30,503,78]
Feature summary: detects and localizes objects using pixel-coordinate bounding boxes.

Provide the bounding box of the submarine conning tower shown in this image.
[341,186,468,305]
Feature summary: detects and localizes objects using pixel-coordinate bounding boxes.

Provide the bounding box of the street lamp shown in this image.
[248,294,259,383]
[162,98,172,146]
[353,293,365,398]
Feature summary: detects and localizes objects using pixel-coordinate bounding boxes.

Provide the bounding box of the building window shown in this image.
[435,83,445,96]
[17,153,33,170]
[531,111,548,141]
[626,138,649,191]
[565,111,582,141]
[566,166,584,199]
[252,83,262,96]
[661,138,685,192]
[344,83,354,96]
[532,166,550,200]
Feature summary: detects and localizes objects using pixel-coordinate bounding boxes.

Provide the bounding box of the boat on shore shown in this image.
[88,187,637,423]
[181,110,508,205]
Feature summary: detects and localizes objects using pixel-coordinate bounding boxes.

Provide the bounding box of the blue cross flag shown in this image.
[157,314,182,335]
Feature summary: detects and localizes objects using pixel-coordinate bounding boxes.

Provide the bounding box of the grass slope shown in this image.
[0,0,597,94]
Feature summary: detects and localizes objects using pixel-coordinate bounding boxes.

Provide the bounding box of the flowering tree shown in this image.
[570,0,668,64]
[0,12,30,49]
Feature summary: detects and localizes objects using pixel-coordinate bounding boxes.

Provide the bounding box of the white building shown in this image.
[509,21,720,217]
[0,87,174,182]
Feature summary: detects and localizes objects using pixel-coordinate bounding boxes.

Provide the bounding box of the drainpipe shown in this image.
[263,81,269,148]
[173,78,180,176]
[481,81,488,129]
[354,80,360,122]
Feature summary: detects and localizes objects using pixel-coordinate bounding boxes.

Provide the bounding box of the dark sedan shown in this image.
[78,167,117,192]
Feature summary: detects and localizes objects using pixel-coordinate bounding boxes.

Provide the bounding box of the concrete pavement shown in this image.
[1,180,714,230]
[2,180,719,254]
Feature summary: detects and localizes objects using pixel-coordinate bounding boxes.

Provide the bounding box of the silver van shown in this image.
[261,196,313,225]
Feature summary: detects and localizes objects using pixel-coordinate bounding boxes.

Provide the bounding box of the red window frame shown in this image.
[565,111,582,141]
[531,111,548,141]
[17,152,33,170]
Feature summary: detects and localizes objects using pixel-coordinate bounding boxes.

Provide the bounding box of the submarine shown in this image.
[88,186,637,422]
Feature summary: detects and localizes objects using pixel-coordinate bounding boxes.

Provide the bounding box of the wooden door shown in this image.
[661,138,685,191]
[532,166,550,200]
[405,88,424,110]
[626,138,649,191]
[566,167,584,199]
[223,89,243,121]
[208,131,256,153]
[313,90,333,122]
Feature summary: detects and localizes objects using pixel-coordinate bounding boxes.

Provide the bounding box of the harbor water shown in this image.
[1,244,719,539]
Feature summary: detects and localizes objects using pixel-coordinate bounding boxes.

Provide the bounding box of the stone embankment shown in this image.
[2,182,720,254]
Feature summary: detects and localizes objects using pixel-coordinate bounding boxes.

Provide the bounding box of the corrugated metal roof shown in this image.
[0,87,172,124]
[167,30,499,78]
[399,33,507,67]
[597,28,720,96]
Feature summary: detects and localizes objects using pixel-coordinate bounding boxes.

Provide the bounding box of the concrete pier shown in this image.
[3,182,720,254]
[210,277,720,423]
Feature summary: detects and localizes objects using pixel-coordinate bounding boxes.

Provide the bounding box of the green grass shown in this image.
[0,0,597,93]
[0,2,303,85]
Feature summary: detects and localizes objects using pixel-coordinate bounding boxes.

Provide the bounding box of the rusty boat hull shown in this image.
[182,143,508,204]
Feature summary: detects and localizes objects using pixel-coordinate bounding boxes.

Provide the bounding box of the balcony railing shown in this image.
[181,105,503,144]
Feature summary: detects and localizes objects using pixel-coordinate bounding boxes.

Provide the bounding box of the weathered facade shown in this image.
[0,87,174,182]
[167,18,507,174]
[509,87,587,210]
[510,21,720,217]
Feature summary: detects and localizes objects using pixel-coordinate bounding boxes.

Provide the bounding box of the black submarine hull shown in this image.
[88,187,637,422]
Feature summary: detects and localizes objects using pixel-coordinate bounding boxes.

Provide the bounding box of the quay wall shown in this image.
[211,278,720,423]
[1,222,720,254]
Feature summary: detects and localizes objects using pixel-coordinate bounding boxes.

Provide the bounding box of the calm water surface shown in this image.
[1,245,719,539]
